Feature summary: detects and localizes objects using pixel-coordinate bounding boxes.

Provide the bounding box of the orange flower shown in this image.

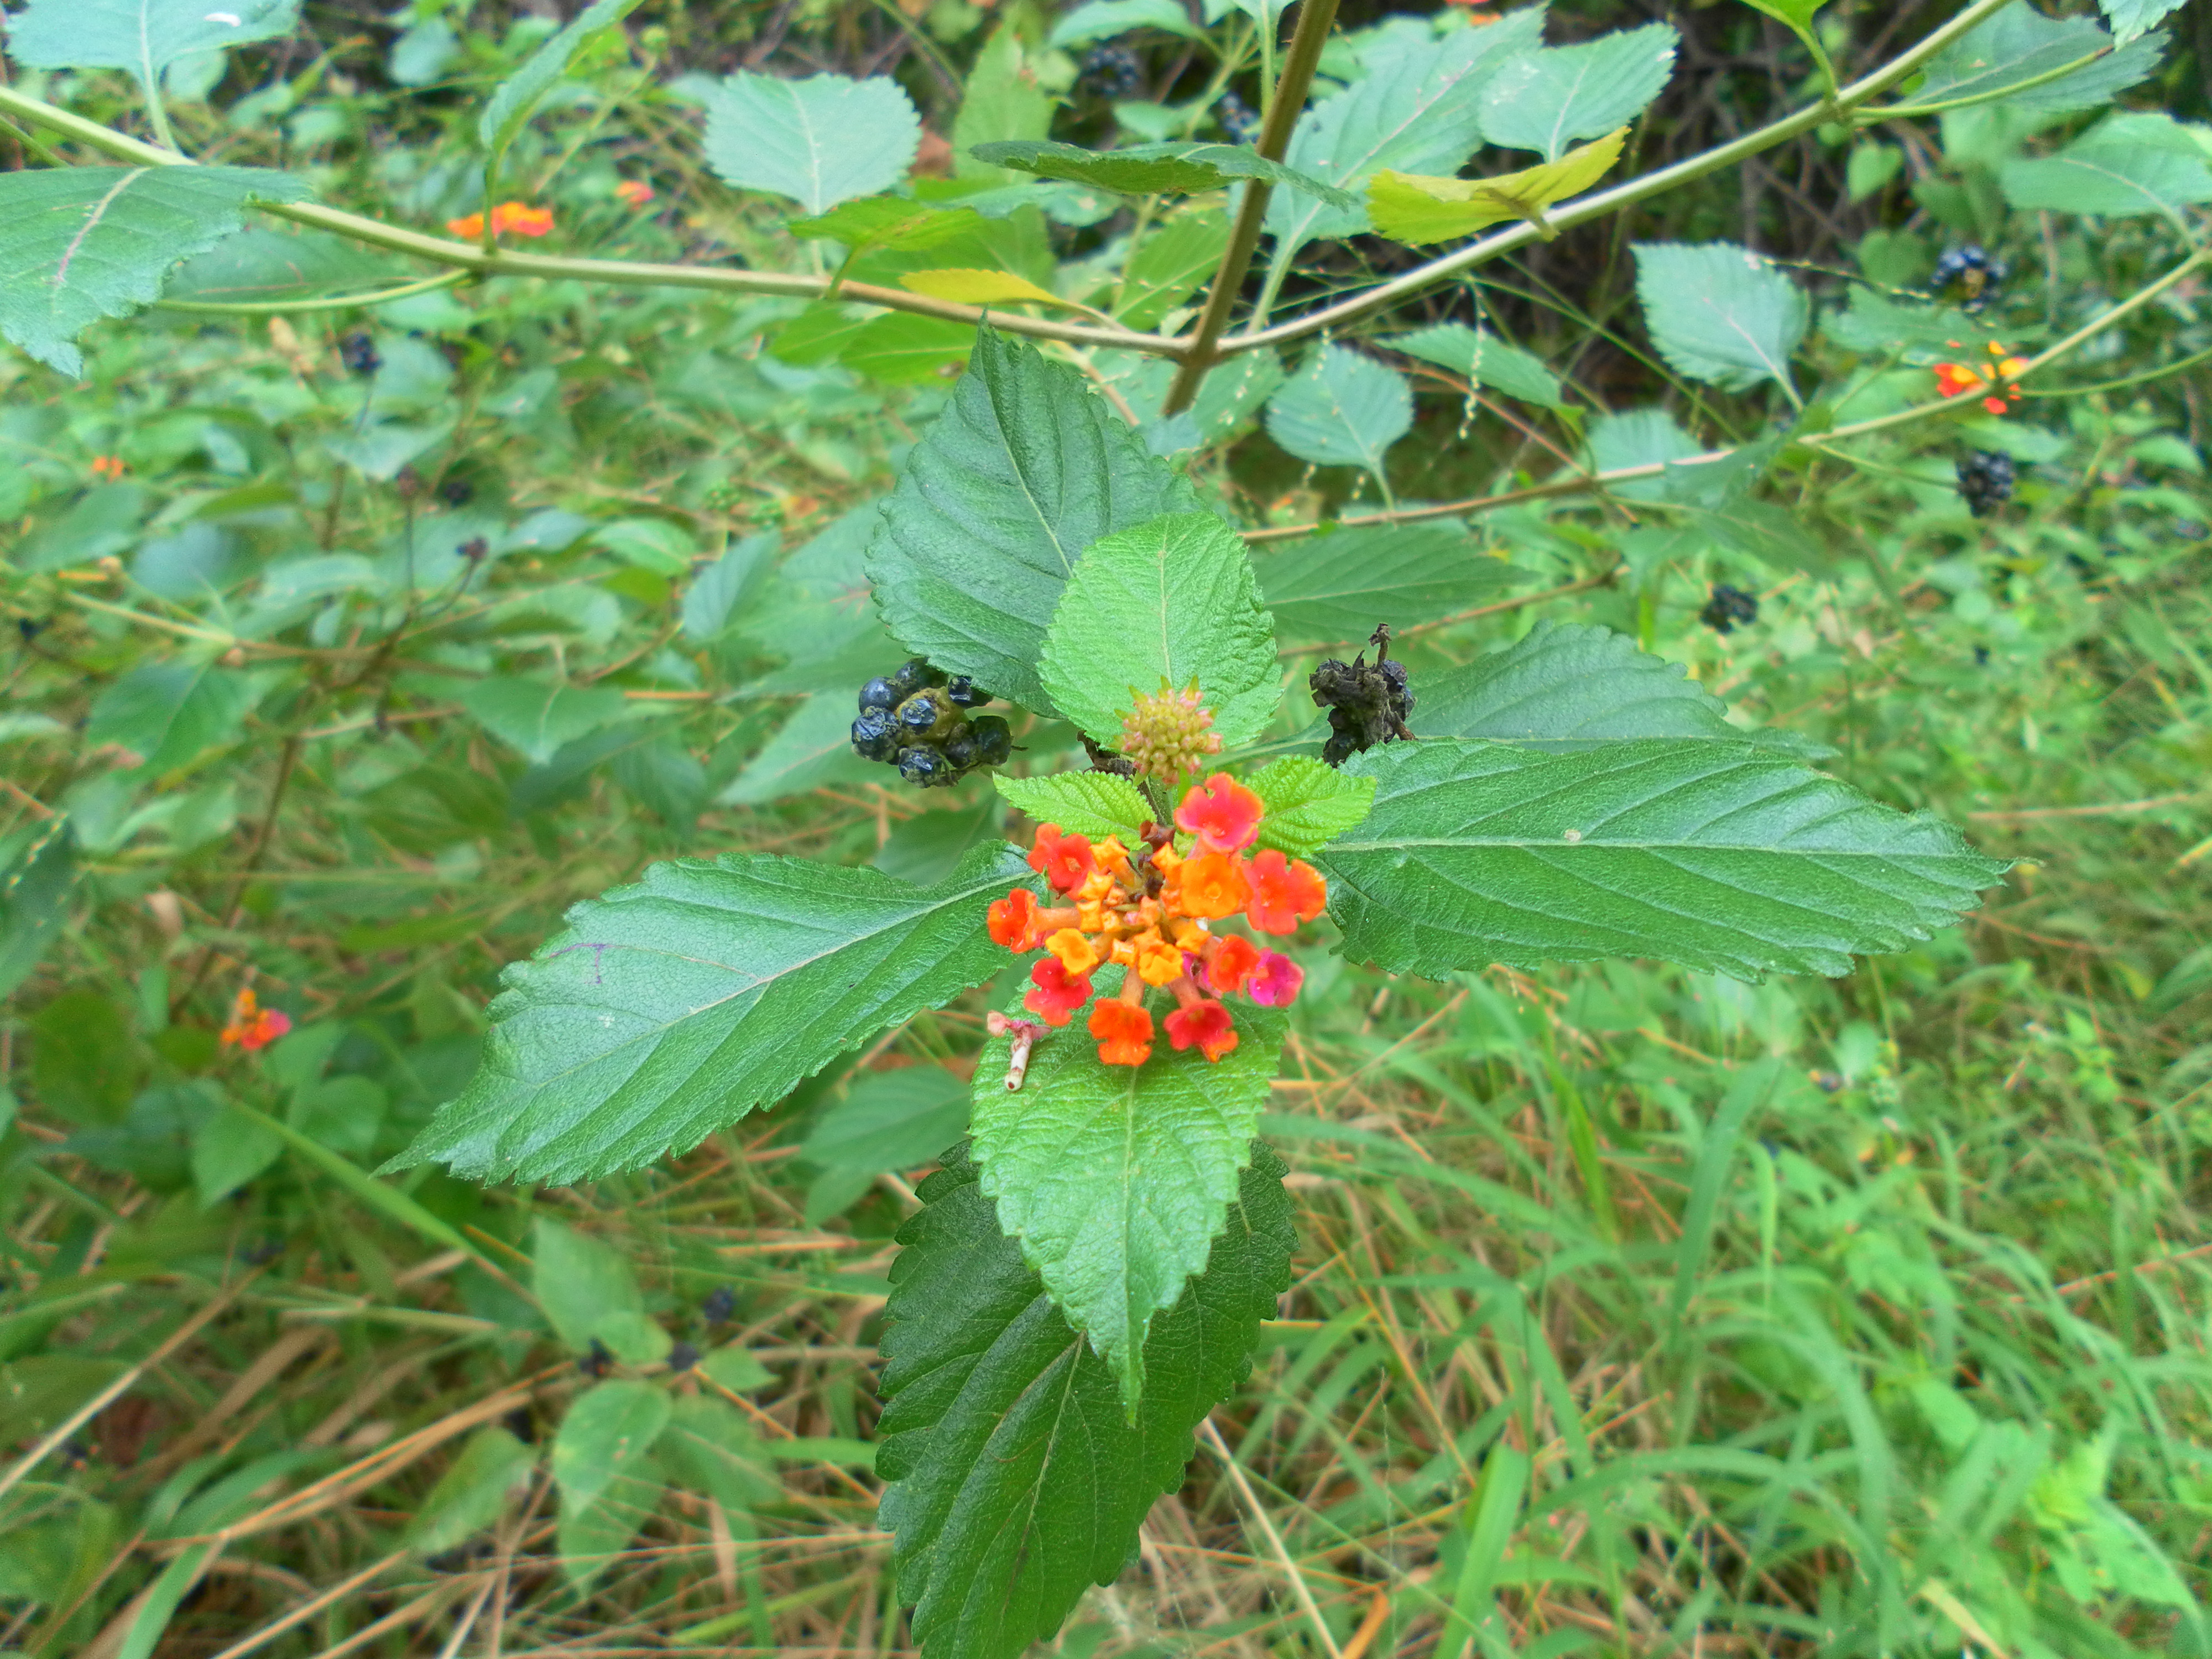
[89,455,127,480]
[220,988,291,1052]
[1176,773,1265,855]
[1131,930,1185,987]
[446,201,555,239]
[1026,958,1092,1026]
[988,888,1040,951]
[1045,927,1101,978]
[1204,933,1262,997]
[1165,998,1238,1063]
[614,179,655,207]
[1028,824,1096,894]
[1089,999,1154,1066]
[1245,850,1326,935]
[1933,342,2026,415]
[1176,852,1250,920]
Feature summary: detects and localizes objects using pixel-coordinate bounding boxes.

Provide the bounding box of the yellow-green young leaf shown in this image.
[878,1142,1293,1659]
[900,268,1078,310]
[994,772,1153,842]
[1369,128,1626,246]
[1245,757,1375,857]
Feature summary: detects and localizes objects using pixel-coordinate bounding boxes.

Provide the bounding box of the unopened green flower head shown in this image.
[1117,679,1222,783]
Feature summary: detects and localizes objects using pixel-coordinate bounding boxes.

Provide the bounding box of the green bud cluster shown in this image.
[850,658,1012,788]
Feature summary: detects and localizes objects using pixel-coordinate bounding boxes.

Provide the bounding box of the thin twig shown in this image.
[1198,1418,1344,1659]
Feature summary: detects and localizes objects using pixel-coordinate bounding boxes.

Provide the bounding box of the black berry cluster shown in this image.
[1081,42,1144,100]
[1700,585,1759,634]
[1956,450,2015,518]
[1931,246,2006,311]
[1310,627,1414,767]
[1215,91,1259,144]
[852,658,1012,787]
[338,331,381,376]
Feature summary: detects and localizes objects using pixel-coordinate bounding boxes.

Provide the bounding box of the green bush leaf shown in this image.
[1256,524,1525,640]
[951,22,1052,184]
[84,659,262,774]
[661,1395,776,1512]
[717,696,879,806]
[787,197,986,255]
[878,1142,1294,1659]
[969,968,1286,1412]
[1416,622,1829,756]
[2,0,299,101]
[993,772,1154,842]
[390,842,1028,1184]
[1115,204,1230,328]
[458,677,637,766]
[1389,322,1566,408]
[866,328,1197,716]
[1999,113,2212,217]
[163,226,402,305]
[405,1428,537,1557]
[1632,241,1807,392]
[552,1380,667,1587]
[1047,0,1205,46]
[1911,3,2163,114]
[2096,0,2185,45]
[702,72,922,215]
[1038,512,1280,750]
[0,166,312,377]
[1478,25,1679,161]
[479,0,645,169]
[969,140,1356,208]
[1264,345,1412,479]
[1318,738,2008,981]
[533,1217,669,1364]
[1246,757,1375,855]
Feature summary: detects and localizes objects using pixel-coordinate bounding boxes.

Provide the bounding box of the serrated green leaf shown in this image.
[2096,0,2185,45]
[993,772,1153,842]
[1258,525,1526,642]
[1389,322,1565,408]
[479,0,645,169]
[1999,112,2212,218]
[969,139,1357,208]
[1369,129,1625,243]
[969,969,1285,1412]
[389,842,1029,1185]
[865,328,1198,715]
[879,1142,1292,1659]
[702,72,921,215]
[1264,345,1411,479]
[1633,241,1807,392]
[1479,25,1678,161]
[1039,512,1280,750]
[952,22,1053,185]
[552,1380,667,1587]
[1418,621,1828,756]
[1246,757,1375,855]
[458,676,638,766]
[1911,3,2162,114]
[1318,738,2008,982]
[84,660,262,775]
[0,166,312,377]
[838,311,976,384]
[3,0,299,101]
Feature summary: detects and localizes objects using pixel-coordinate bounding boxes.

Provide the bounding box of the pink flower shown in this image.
[1247,950,1304,1008]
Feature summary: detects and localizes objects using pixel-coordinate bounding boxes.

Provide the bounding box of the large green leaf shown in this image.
[1390,322,1566,409]
[717,695,880,805]
[1478,25,1679,161]
[1037,512,1280,750]
[879,1143,1293,1659]
[1910,3,2163,115]
[993,771,1153,842]
[1264,345,1412,481]
[388,842,1029,1184]
[1256,524,1525,640]
[163,227,402,305]
[1632,241,1807,393]
[1264,7,1546,264]
[702,72,922,215]
[865,328,1198,715]
[1999,113,2212,218]
[969,140,1355,208]
[479,0,645,169]
[1318,739,2008,981]
[84,659,262,774]
[3,0,299,101]
[0,166,312,377]
[1419,621,1827,755]
[969,969,1286,1412]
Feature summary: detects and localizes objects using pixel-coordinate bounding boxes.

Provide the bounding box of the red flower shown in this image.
[1165,998,1238,1063]
[1204,933,1263,997]
[1244,850,1327,935]
[1247,949,1305,1008]
[1176,774,1265,855]
[1025,958,1092,1027]
[614,179,655,207]
[1176,851,1250,920]
[220,988,291,1052]
[1028,824,1097,894]
[988,888,1040,950]
[1089,998,1154,1066]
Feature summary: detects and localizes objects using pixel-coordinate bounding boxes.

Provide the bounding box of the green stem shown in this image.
[1861,45,2110,119]
[1159,0,1342,415]
[2017,339,2212,398]
[150,269,473,316]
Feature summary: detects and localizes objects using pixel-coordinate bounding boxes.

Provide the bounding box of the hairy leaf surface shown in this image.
[702,72,921,215]
[866,329,1197,714]
[879,1144,1293,1659]
[993,773,1153,842]
[1478,25,1678,160]
[1632,241,1807,392]
[1256,524,1524,640]
[1319,739,2007,980]
[390,842,1029,1183]
[0,166,312,377]
[1246,757,1375,856]
[969,969,1286,1410]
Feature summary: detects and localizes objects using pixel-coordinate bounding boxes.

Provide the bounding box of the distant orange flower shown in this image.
[90,455,127,480]
[1933,340,2028,415]
[220,988,291,1052]
[614,179,655,207]
[446,201,555,239]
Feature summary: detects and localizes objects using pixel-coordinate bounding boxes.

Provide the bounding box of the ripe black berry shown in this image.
[338,331,382,376]
[701,1285,736,1324]
[1931,246,2006,311]
[898,746,952,786]
[897,689,959,741]
[1215,91,1259,144]
[887,658,945,702]
[1311,627,1415,767]
[1081,42,1144,100]
[859,676,898,712]
[942,724,980,769]
[852,709,899,761]
[1957,450,2015,518]
[667,1340,700,1374]
[971,716,1013,766]
[1699,585,1759,634]
[945,675,991,708]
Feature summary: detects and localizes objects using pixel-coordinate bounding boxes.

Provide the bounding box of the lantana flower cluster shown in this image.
[1933,340,2028,415]
[445,201,554,239]
[220,987,291,1052]
[988,774,1325,1070]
